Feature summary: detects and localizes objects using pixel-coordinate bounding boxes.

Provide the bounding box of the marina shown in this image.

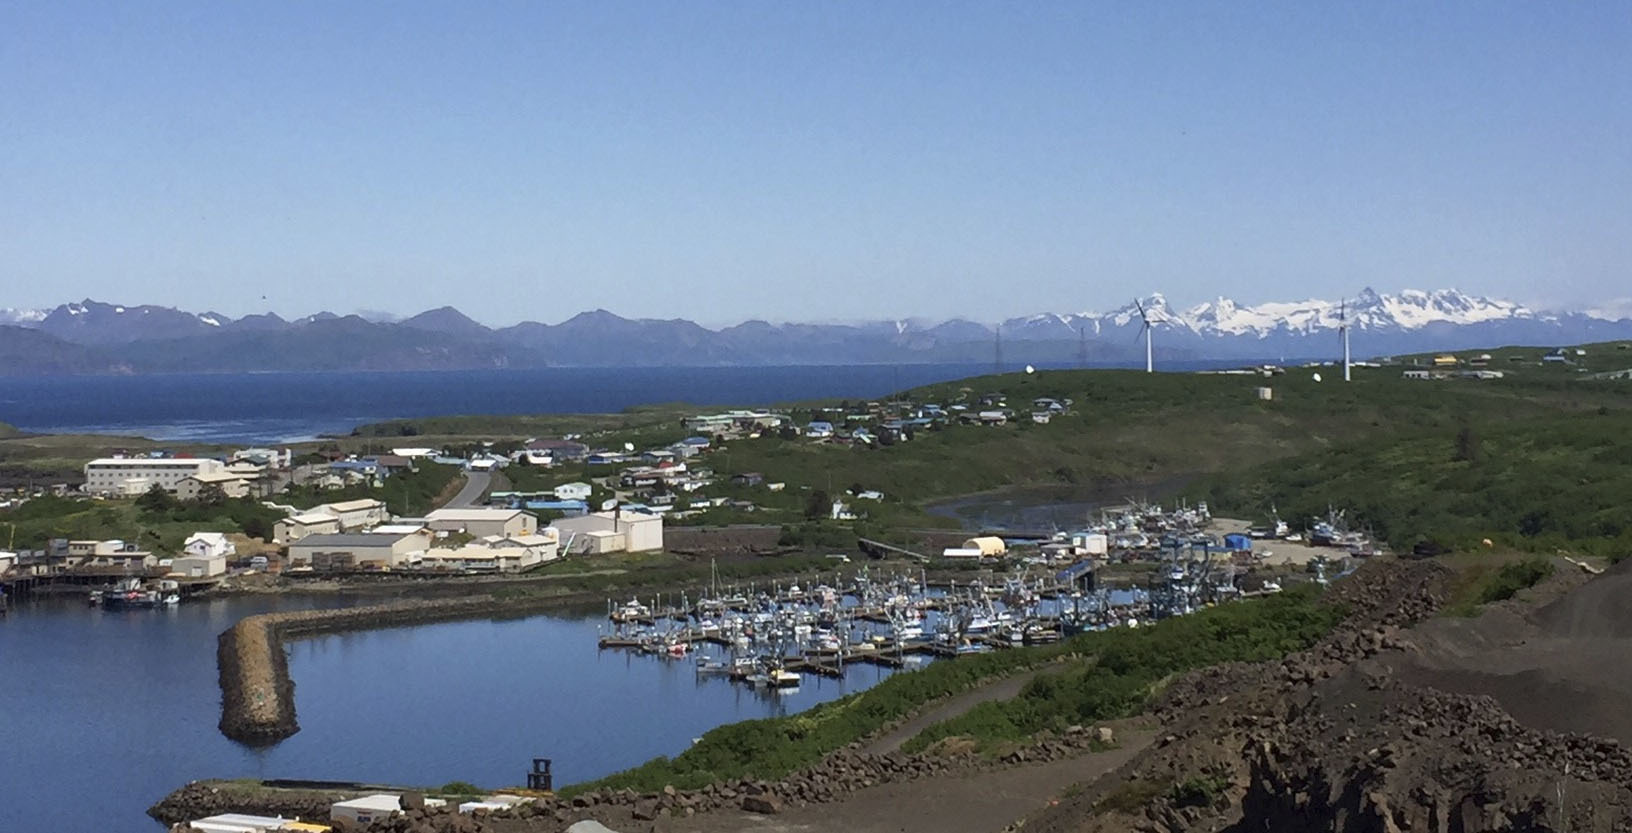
[593,502,1330,694]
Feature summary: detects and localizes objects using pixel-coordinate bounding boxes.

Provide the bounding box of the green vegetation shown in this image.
[900,587,1340,753]
[1476,557,1555,603]
[0,489,283,552]
[1202,405,1632,555]
[564,588,1341,794]
[435,781,484,797]
[283,463,461,516]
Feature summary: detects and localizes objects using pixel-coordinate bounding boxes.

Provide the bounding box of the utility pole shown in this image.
[993,323,1003,374]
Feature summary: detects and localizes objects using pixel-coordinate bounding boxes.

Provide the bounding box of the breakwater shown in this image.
[218,595,564,744]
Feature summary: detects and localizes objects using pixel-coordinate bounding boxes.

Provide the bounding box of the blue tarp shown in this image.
[1223,533,1252,551]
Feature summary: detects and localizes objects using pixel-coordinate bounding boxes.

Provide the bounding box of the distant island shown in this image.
[3,289,1631,375]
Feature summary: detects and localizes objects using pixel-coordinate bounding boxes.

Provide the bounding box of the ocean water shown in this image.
[0,365,1007,443]
[0,362,1234,444]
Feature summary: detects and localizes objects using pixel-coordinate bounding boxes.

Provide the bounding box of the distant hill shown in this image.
[1,288,1629,374]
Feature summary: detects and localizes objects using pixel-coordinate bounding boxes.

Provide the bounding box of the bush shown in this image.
[1478,558,1554,604]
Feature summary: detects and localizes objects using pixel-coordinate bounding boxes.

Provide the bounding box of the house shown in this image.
[854,490,884,501]
[680,436,711,451]
[805,421,835,439]
[1031,412,1052,424]
[1032,398,1065,413]
[830,500,858,521]
[551,510,664,554]
[273,512,343,544]
[977,410,1009,425]
[1431,354,1458,367]
[522,498,590,516]
[425,508,538,538]
[172,553,228,578]
[0,550,17,575]
[731,472,764,487]
[82,457,226,496]
[1401,369,1433,380]
[184,532,235,559]
[525,439,590,463]
[553,482,592,501]
[175,471,253,501]
[286,530,432,570]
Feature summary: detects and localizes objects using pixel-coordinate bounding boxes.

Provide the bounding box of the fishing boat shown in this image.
[770,668,801,688]
[100,578,162,609]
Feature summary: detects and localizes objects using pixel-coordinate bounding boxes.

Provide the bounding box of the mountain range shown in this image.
[2,289,1629,375]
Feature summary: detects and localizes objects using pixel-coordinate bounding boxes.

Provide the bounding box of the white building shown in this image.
[317,498,390,530]
[553,481,592,501]
[172,554,228,578]
[176,471,253,501]
[425,508,537,538]
[273,512,342,544]
[551,510,663,554]
[330,795,402,826]
[83,457,226,496]
[184,532,236,560]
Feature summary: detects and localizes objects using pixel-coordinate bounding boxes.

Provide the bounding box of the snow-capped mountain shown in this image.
[2,288,1629,374]
[0,307,47,325]
[997,288,1630,358]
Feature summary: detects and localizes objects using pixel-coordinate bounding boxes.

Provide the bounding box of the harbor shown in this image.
[593,501,1339,694]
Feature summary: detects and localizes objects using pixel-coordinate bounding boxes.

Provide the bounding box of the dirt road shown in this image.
[861,667,1052,756]
[664,739,1151,833]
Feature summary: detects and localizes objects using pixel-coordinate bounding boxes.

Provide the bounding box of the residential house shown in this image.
[805,421,835,439]
[524,439,590,464]
[730,472,764,487]
[184,532,235,559]
[175,471,252,502]
[553,482,592,501]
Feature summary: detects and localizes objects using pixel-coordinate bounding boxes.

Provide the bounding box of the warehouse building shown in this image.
[285,530,432,571]
[424,507,537,538]
[550,509,663,554]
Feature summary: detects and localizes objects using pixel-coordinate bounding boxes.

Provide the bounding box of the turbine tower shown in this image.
[1339,299,1351,382]
[1135,298,1155,373]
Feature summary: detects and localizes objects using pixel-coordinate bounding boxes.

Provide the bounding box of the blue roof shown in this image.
[682,436,711,445]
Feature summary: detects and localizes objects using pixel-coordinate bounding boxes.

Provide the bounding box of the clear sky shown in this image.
[3,2,1629,325]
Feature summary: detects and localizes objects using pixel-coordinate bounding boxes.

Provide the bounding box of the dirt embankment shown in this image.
[1023,558,1632,833]
[218,595,577,744]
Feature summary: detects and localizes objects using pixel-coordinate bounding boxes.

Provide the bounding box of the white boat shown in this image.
[771,668,801,688]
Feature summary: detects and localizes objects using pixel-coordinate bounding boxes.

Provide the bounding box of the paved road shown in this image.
[441,471,491,509]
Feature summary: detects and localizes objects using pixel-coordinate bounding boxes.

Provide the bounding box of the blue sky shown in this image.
[3,2,1628,325]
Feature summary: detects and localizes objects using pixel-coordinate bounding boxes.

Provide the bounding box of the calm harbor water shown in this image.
[0,595,898,832]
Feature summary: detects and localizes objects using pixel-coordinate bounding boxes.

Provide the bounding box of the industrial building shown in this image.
[285,530,432,571]
[82,457,226,496]
[550,510,663,554]
[424,507,537,538]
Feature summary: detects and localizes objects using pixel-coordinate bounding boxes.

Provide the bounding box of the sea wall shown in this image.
[217,595,555,744]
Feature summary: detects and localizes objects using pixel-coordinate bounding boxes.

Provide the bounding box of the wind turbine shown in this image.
[1134,298,1156,373]
[1338,298,1351,382]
